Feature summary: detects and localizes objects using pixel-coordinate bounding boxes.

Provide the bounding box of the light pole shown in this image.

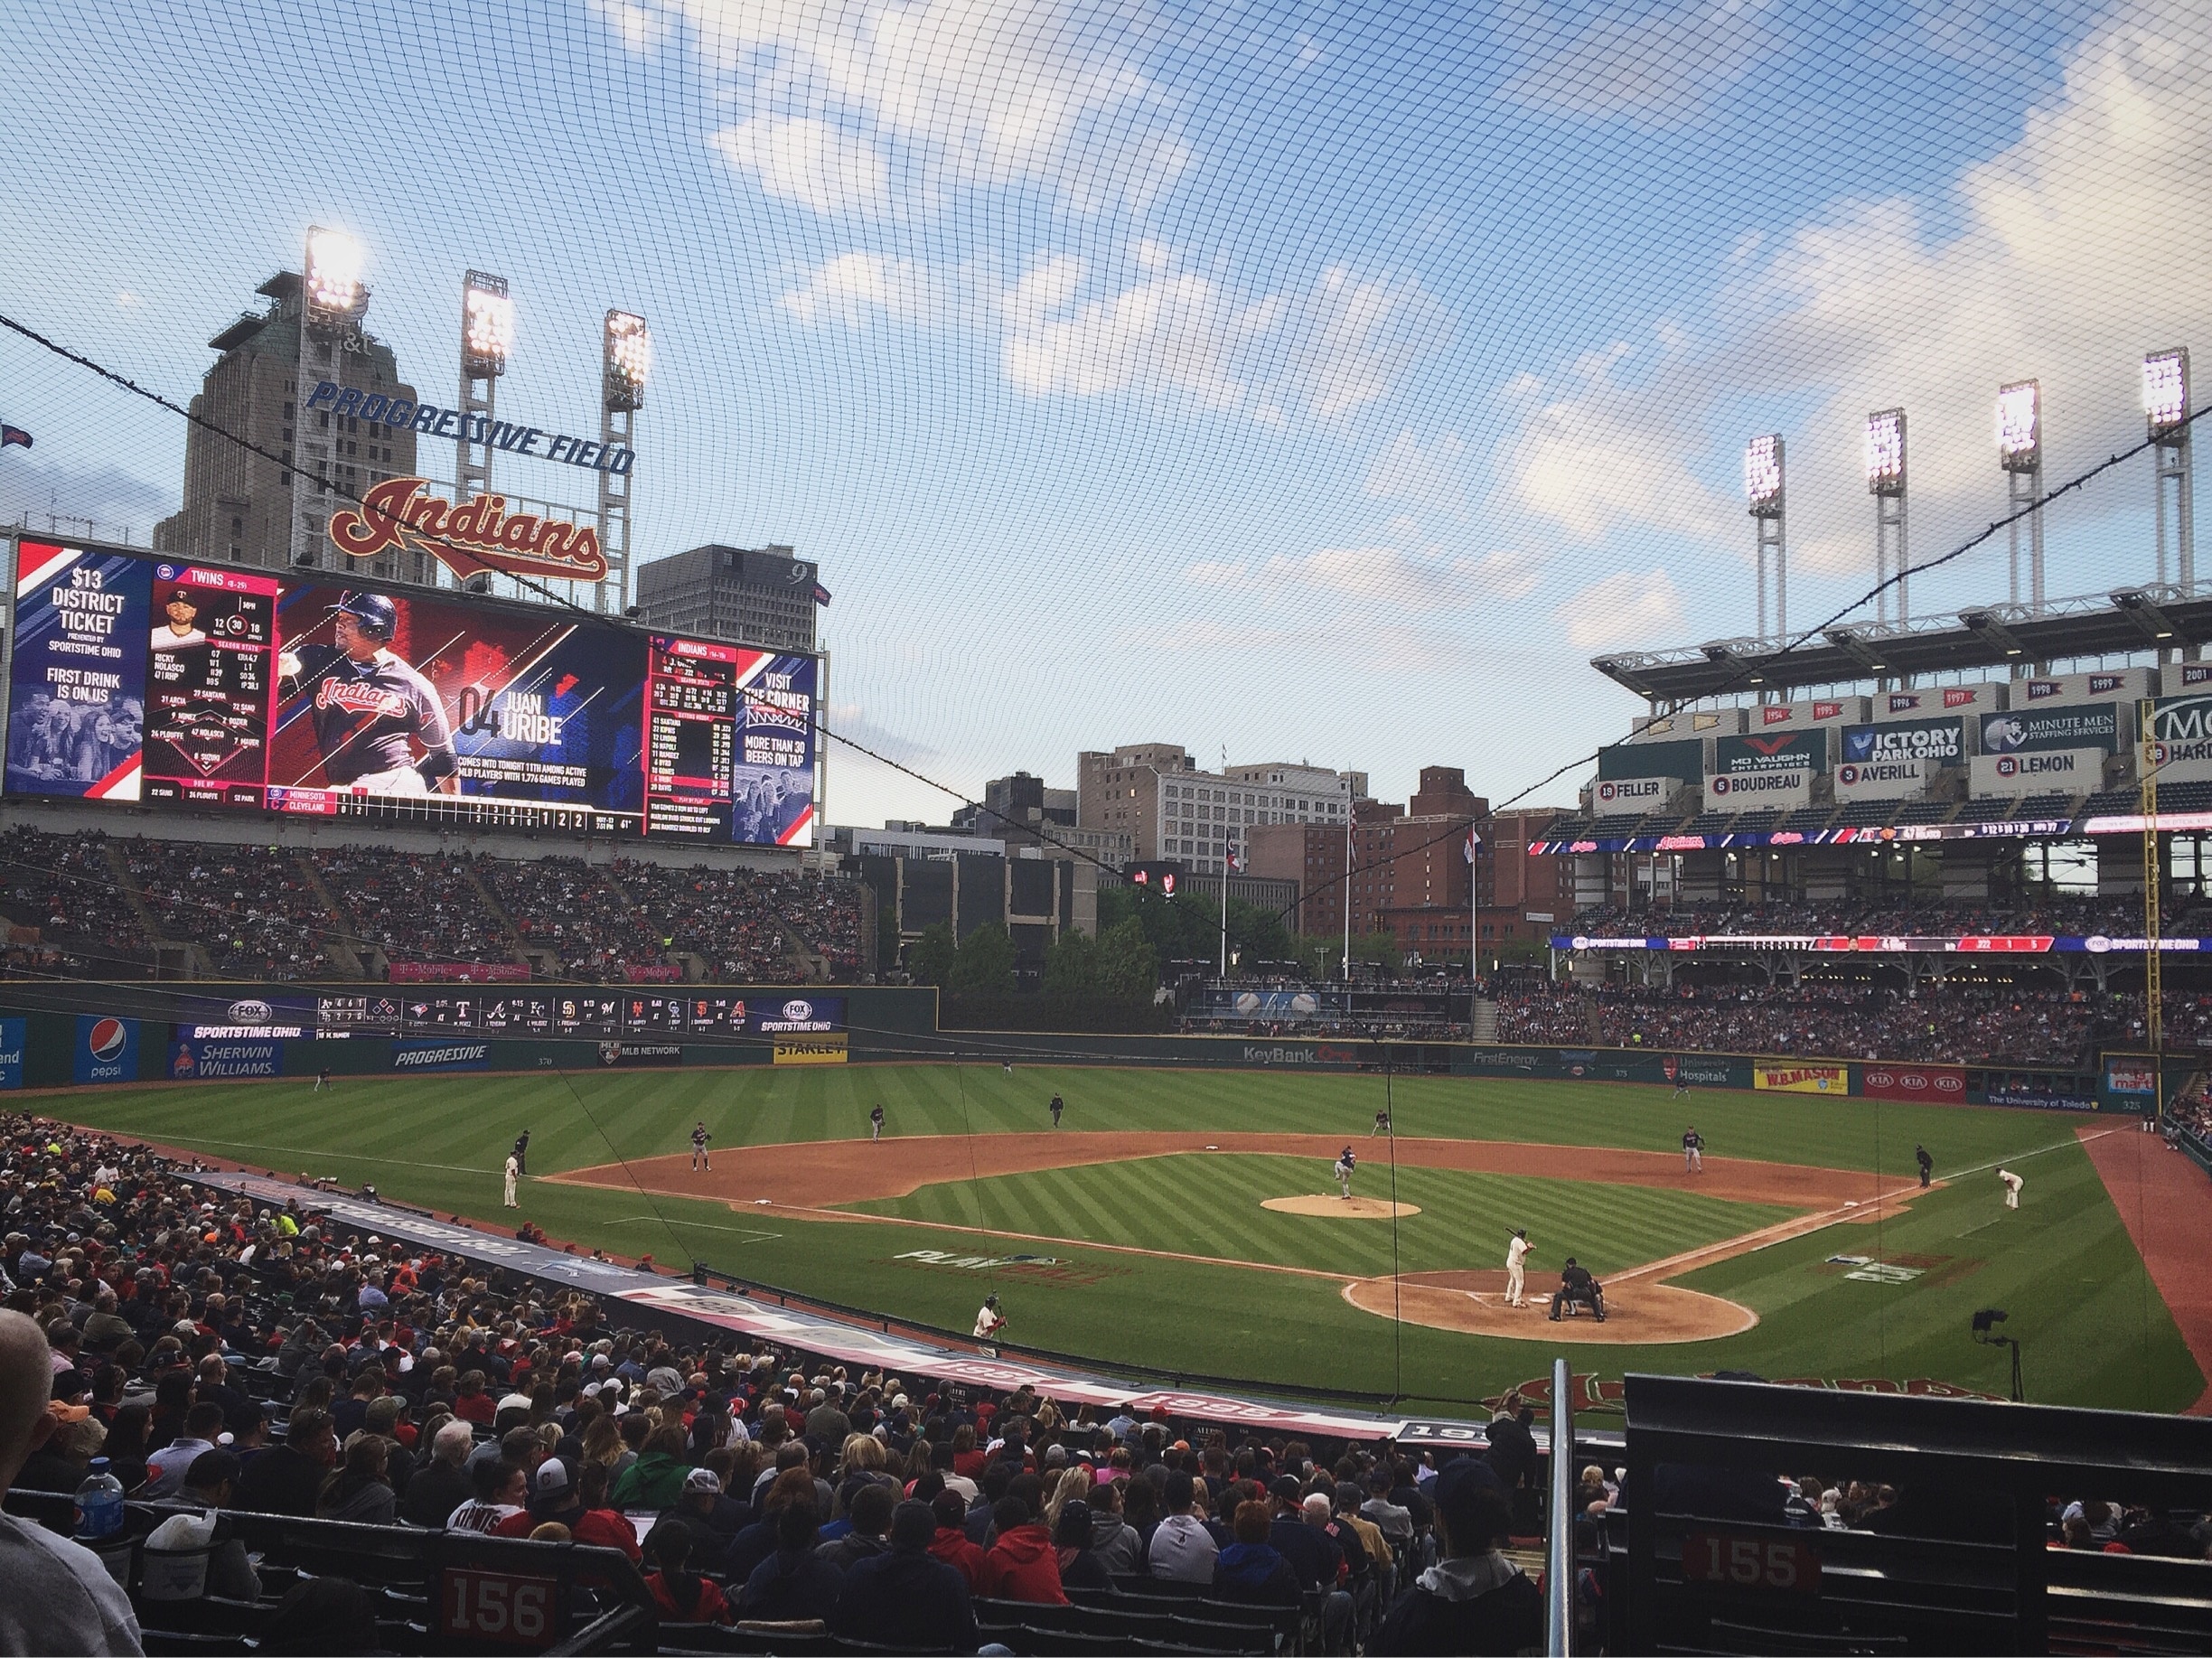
[599,310,651,614]
[1866,408,1907,625]
[1998,379,2044,616]
[2146,350,2193,604]
[288,226,369,571]
[455,271,514,591]
[1745,433,1786,641]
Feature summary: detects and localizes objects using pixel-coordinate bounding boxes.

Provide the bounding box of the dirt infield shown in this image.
[2078,1126,2212,1415]
[1263,1195,1421,1218]
[556,1130,1932,1344]
[553,1131,1890,1212]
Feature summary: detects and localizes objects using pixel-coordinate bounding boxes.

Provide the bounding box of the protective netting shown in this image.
[3,0,2209,815]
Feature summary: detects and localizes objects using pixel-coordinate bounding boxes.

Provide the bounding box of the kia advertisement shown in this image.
[1859,1064,1965,1103]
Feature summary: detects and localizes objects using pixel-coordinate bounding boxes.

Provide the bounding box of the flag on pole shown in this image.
[1464,828,1483,863]
[0,425,31,451]
[1226,844,1244,873]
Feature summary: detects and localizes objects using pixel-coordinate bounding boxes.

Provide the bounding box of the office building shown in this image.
[1076,744,1364,871]
[634,542,820,651]
[155,272,426,582]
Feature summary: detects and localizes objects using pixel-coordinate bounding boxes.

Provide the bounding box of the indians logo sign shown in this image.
[327,478,608,584]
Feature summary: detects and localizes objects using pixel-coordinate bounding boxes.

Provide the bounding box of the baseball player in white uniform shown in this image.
[502,1154,520,1208]
[973,1295,1007,1342]
[1998,1167,2024,1210]
[1335,1147,1357,1200]
[1505,1228,1531,1307]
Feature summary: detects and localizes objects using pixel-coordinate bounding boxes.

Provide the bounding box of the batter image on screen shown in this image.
[276,592,457,795]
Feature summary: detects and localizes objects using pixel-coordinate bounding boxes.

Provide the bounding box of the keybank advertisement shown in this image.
[0,1017,23,1090]
[5,539,817,849]
[168,1037,282,1079]
[74,1015,139,1083]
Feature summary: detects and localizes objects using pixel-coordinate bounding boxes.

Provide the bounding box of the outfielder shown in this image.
[502,1154,520,1208]
[277,592,458,795]
[1335,1147,1357,1200]
[1049,1093,1064,1129]
[1372,1109,1392,1137]
[1998,1167,2023,1210]
[1682,1127,1704,1173]
[1504,1228,1531,1307]
[691,1120,711,1171]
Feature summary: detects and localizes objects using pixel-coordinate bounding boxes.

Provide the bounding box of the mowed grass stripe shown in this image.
[846,1154,1795,1279]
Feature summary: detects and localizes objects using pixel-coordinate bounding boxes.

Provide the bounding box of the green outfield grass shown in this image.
[37,1063,2200,1415]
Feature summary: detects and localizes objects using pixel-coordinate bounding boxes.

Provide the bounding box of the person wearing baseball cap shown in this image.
[275,589,457,795]
[1370,1457,1541,1655]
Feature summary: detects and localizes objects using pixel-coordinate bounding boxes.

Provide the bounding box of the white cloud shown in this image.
[998,252,1446,421]
[666,0,1186,219]
[588,0,667,52]
[1365,429,1468,516]
[1186,542,1548,609]
[711,116,895,220]
[1489,1,2212,601]
[1556,569,1684,649]
[1495,0,1788,127]
[779,251,942,326]
[114,290,144,310]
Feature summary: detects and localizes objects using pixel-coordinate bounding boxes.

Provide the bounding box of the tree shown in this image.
[949,923,1017,998]
[1093,917,1159,1002]
[905,922,956,987]
[1041,927,1098,1004]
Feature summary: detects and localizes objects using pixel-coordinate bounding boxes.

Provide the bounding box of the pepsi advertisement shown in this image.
[5,537,817,847]
[74,1015,140,1084]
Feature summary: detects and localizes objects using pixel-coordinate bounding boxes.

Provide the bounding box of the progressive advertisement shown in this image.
[5,539,816,848]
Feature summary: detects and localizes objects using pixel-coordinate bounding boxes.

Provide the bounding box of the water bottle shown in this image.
[74,1457,126,1541]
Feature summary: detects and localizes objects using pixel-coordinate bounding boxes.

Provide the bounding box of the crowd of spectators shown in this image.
[1569,893,2205,941]
[0,1110,1563,1656]
[481,857,672,980]
[1490,988,1593,1045]
[780,874,866,978]
[313,847,522,970]
[0,827,150,975]
[614,861,804,982]
[122,840,334,980]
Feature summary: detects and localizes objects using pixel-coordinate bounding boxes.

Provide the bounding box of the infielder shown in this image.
[1682,1127,1704,1173]
[1049,1093,1064,1129]
[276,592,458,796]
[1504,1228,1531,1307]
[502,1154,520,1208]
[1998,1167,2024,1210]
[1371,1109,1392,1138]
[1335,1147,1358,1200]
[869,1103,886,1143]
[1916,1144,1933,1188]
[691,1120,712,1171]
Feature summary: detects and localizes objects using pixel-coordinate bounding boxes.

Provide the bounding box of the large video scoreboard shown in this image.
[4,539,817,848]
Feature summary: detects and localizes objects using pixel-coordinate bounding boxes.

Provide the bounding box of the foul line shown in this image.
[605,1215,783,1242]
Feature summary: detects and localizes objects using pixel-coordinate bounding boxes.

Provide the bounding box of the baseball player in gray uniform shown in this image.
[277,592,457,795]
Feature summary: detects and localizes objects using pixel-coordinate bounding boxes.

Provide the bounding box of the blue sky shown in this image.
[2,0,2207,826]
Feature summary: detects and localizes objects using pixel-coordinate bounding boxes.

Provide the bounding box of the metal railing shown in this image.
[1547,1354,1575,1656]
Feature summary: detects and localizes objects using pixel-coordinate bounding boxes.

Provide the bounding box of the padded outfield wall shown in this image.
[0,978,2160,1110]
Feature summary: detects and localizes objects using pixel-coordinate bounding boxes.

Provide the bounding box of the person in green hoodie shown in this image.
[610,1424,689,1509]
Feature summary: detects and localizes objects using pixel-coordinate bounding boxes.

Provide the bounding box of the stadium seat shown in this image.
[138,1635,258,1657]
[1014,1625,1142,1656]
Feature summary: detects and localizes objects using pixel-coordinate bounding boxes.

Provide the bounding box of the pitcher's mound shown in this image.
[1263,1195,1420,1219]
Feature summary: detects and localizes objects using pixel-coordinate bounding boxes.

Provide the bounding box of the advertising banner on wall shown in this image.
[1598,738,1702,782]
[773,1034,848,1064]
[391,1039,492,1072]
[1859,1063,1966,1102]
[1753,1063,1846,1093]
[1980,704,2125,755]
[1715,731,1828,774]
[167,1037,283,1080]
[5,542,151,801]
[1969,748,2104,796]
[1840,718,1962,767]
[73,1015,139,1083]
[0,1018,22,1091]
[2152,696,2212,786]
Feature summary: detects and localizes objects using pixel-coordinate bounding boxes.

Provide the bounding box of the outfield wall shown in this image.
[0,981,2144,1110]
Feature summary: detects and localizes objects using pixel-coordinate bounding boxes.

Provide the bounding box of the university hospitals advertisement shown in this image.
[2152,696,2212,785]
[4,539,818,848]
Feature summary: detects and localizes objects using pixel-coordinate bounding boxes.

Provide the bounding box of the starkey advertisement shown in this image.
[5,538,816,848]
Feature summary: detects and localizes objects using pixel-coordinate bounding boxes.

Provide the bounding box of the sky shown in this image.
[2,0,2210,827]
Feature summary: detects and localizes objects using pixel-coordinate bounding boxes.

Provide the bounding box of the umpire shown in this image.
[1549,1259,1605,1322]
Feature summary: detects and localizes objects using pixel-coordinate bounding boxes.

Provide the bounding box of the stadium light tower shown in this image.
[2146,349,2193,594]
[1744,434,1786,640]
[597,309,650,614]
[288,226,370,570]
[455,271,515,580]
[1865,409,1907,624]
[1997,379,2044,614]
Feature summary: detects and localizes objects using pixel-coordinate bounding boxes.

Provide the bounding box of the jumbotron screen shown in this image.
[3,539,817,847]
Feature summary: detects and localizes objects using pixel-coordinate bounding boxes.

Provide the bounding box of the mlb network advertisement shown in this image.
[5,539,815,848]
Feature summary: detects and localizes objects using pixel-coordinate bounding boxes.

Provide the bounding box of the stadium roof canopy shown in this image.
[1592,585,2212,707]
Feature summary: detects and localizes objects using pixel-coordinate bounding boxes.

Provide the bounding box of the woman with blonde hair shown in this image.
[579,1412,626,1471]
[1043,1465,1093,1535]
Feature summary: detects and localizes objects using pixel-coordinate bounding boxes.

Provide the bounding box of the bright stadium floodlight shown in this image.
[462,271,515,377]
[1867,408,1907,626]
[1743,435,1786,641]
[303,226,367,323]
[1744,433,1784,516]
[1996,379,2040,471]
[605,310,651,412]
[2147,349,2194,591]
[2146,348,2189,436]
[1997,379,2045,613]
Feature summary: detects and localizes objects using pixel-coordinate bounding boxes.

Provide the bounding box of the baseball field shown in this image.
[43,1063,2208,1417]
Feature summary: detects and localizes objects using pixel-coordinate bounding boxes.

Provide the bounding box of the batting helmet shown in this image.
[329,591,397,641]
